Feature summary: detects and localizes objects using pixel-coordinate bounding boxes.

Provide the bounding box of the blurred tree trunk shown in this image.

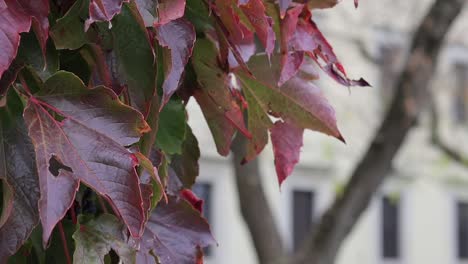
[231,135,286,264]
[231,0,465,263]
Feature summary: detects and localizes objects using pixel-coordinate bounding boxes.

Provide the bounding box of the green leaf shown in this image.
[112,2,156,114]
[45,220,75,264]
[73,214,136,264]
[191,39,250,155]
[237,55,342,139]
[171,124,200,189]
[155,99,187,155]
[50,0,89,50]
[242,83,272,162]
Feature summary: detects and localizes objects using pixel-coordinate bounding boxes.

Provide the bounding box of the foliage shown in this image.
[0,0,367,263]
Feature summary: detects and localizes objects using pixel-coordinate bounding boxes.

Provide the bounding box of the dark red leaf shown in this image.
[180,189,203,213]
[354,0,359,8]
[290,7,369,87]
[156,18,196,108]
[0,90,40,259]
[213,0,247,44]
[81,44,113,90]
[239,0,275,56]
[135,196,215,264]
[0,0,50,79]
[279,4,303,85]
[156,0,186,25]
[270,120,303,185]
[17,0,50,53]
[86,0,129,30]
[0,61,23,96]
[23,72,149,243]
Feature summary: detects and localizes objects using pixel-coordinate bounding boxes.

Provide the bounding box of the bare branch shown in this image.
[430,93,468,167]
[292,1,465,263]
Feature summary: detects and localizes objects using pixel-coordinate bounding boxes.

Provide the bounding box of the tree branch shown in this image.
[231,135,286,264]
[430,93,468,167]
[293,1,465,263]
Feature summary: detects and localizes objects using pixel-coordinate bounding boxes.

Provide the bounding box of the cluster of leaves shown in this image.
[0,0,367,263]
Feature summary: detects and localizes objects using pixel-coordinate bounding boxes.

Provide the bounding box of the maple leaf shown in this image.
[50,0,89,50]
[236,55,342,184]
[23,71,149,243]
[239,0,276,56]
[0,0,49,79]
[135,0,186,27]
[156,19,196,108]
[86,0,129,30]
[280,5,368,87]
[270,120,304,185]
[157,0,186,25]
[0,90,40,259]
[135,195,216,264]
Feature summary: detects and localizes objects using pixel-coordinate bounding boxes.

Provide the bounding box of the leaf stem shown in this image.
[58,222,72,264]
[69,202,77,225]
[97,195,109,214]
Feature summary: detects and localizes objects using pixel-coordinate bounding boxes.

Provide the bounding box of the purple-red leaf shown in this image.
[24,71,149,243]
[236,55,342,178]
[270,120,303,185]
[0,0,49,79]
[86,0,129,30]
[156,18,195,108]
[279,51,304,86]
[0,90,40,259]
[157,0,186,25]
[180,189,203,213]
[213,0,248,44]
[135,196,215,264]
[239,0,275,56]
[279,4,303,85]
[281,5,369,86]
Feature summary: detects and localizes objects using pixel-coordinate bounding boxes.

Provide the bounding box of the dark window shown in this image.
[192,183,213,256]
[292,190,315,251]
[453,63,468,123]
[382,196,400,259]
[457,201,468,259]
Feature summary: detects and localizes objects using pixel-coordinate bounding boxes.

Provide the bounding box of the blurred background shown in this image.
[187,1,468,263]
